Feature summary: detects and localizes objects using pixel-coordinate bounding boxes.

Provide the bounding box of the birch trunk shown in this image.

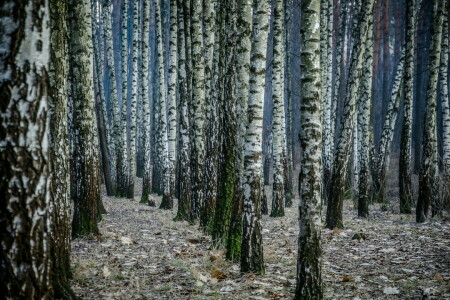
[117,0,129,197]
[226,0,253,262]
[270,0,286,218]
[92,1,114,197]
[126,0,139,198]
[0,1,51,297]
[357,15,374,218]
[190,0,207,220]
[295,0,323,297]
[156,0,173,209]
[48,0,76,297]
[240,0,270,275]
[202,0,219,232]
[212,0,237,245]
[417,0,445,222]
[440,9,450,177]
[325,0,374,229]
[141,0,153,205]
[174,0,192,220]
[399,0,416,214]
[162,0,177,208]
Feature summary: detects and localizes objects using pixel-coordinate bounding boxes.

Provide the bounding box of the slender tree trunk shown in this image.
[357,13,374,218]
[399,0,416,214]
[417,0,445,222]
[0,2,52,297]
[325,0,347,203]
[164,0,178,208]
[117,0,129,197]
[127,0,139,198]
[202,0,219,232]
[294,0,323,298]
[190,0,207,220]
[48,1,76,297]
[92,1,115,197]
[213,1,237,244]
[69,0,103,237]
[141,0,154,205]
[156,0,173,209]
[240,0,270,275]
[440,9,450,177]
[270,0,286,218]
[325,0,374,229]
[174,0,192,219]
[226,0,253,262]
[284,0,294,208]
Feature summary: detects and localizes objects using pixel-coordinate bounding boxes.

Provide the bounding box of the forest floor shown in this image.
[71,179,450,299]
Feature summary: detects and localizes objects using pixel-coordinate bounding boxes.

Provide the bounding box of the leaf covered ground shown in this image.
[71,180,450,299]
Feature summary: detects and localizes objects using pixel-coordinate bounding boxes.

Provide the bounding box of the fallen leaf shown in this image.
[342,275,354,282]
[211,268,227,279]
[383,287,400,295]
[333,228,341,235]
[102,266,111,278]
[434,273,444,281]
[120,236,133,245]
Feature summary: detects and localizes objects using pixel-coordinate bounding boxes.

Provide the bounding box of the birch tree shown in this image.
[212,0,237,246]
[202,0,219,232]
[325,0,374,229]
[103,0,121,195]
[417,0,445,222]
[357,14,373,218]
[190,0,207,220]
[49,0,76,297]
[69,0,103,236]
[117,0,129,197]
[156,0,173,209]
[294,0,323,296]
[174,0,192,220]
[226,0,253,262]
[164,0,178,208]
[0,1,52,297]
[440,9,450,182]
[240,0,270,275]
[141,0,154,206]
[399,0,416,214]
[270,0,286,218]
[127,0,140,198]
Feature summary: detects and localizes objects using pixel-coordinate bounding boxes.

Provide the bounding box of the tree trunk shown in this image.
[294,0,323,298]
[417,0,445,222]
[440,9,450,178]
[166,0,178,209]
[325,0,374,229]
[357,12,373,218]
[226,0,253,262]
[190,0,207,220]
[174,0,192,219]
[399,0,416,214]
[202,0,219,231]
[0,1,52,297]
[270,0,286,218]
[156,0,173,210]
[117,0,129,197]
[240,0,270,275]
[92,1,115,197]
[127,0,139,199]
[69,0,103,237]
[141,0,154,206]
[48,0,76,297]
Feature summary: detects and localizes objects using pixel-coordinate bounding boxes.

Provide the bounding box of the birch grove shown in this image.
[3,0,450,297]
